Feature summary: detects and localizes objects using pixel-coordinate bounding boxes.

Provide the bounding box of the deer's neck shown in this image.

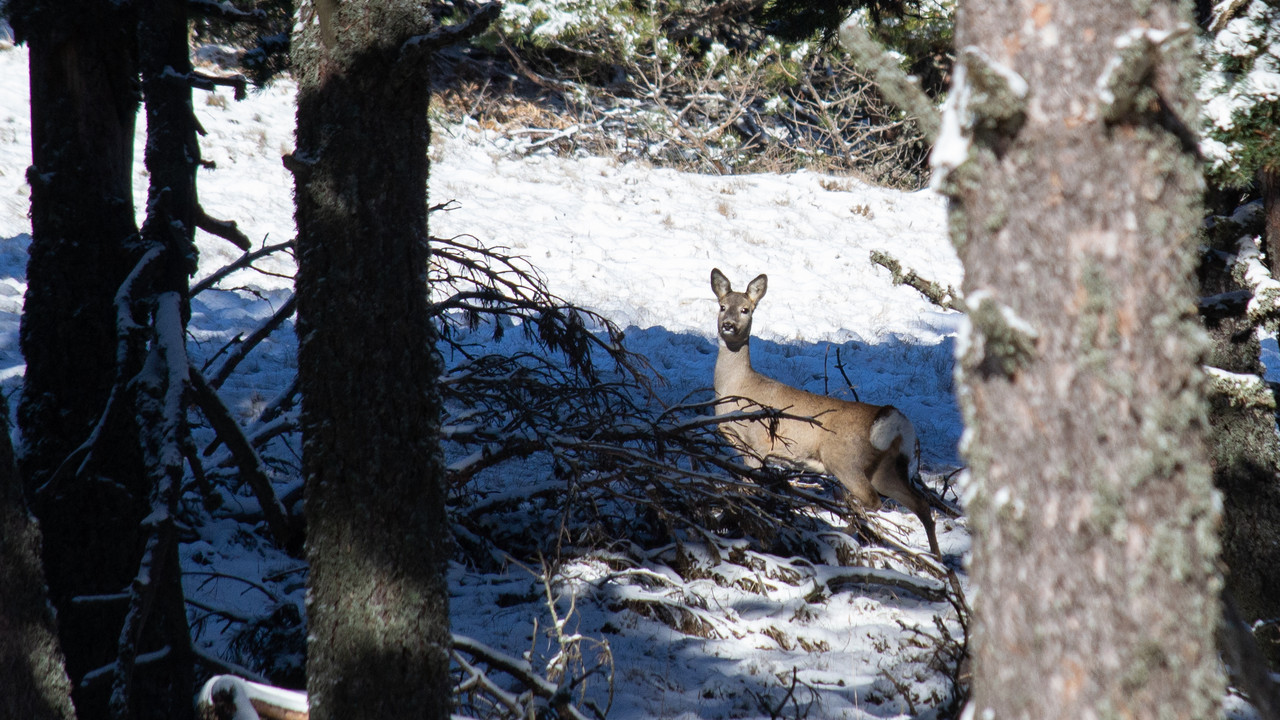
[715,337,757,397]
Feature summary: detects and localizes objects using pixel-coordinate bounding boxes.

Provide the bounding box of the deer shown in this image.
[710,268,940,557]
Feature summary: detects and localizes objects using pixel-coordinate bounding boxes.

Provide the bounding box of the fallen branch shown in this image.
[823,566,948,602]
[189,366,299,553]
[111,291,191,718]
[870,249,967,312]
[452,634,601,720]
[197,675,308,720]
[1235,234,1280,331]
[206,293,296,390]
[1204,365,1277,411]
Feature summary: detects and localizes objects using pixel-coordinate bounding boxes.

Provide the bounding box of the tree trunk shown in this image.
[290,3,452,719]
[1262,166,1280,279]
[0,412,76,720]
[8,4,151,718]
[1200,228,1280,671]
[104,1,202,717]
[939,0,1225,716]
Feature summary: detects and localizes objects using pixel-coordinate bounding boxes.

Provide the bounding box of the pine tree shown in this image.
[7,4,152,716]
[289,2,495,718]
[1202,0,1280,271]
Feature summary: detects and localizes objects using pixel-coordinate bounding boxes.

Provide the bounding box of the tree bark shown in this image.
[1262,166,1280,279]
[290,3,453,719]
[104,1,203,717]
[0,412,76,720]
[8,4,151,717]
[939,0,1225,716]
[1200,229,1280,671]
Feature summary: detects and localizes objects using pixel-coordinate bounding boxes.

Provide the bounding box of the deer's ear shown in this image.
[711,268,732,299]
[746,274,767,302]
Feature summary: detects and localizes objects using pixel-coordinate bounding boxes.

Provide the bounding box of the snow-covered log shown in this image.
[197,675,308,720]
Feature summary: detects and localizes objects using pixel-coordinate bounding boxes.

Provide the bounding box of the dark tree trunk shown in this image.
[290,3,452,719]
[1200,229,1280,671]
[0,412,76,720]
[1261,166,1280,280]
[103,1,202,717]
[8,4,150,718]
[940,0,1224,716]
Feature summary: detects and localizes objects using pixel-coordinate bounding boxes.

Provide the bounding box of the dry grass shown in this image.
[427,47,930,189]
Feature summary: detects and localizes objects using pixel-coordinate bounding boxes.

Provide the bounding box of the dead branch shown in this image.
[192,239,295,296]
[196,205,253,249]
[206,293,296,390]
[1234,234,1280,331]
[452,634,603,720]
[399,2,502,65]
[32,247,163,504]
[111,292,191,718]
[253,376,300,428]
[824,566,947,601]
[870,249,967,312]
[189,366,299,553]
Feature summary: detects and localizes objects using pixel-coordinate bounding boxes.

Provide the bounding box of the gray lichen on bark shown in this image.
[944,1,1226,717]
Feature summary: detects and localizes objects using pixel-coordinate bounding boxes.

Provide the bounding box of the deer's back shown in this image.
[716,372,894,472]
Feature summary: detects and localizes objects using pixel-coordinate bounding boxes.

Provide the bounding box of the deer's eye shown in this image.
[720,305,726,312]
[740,307,750,315]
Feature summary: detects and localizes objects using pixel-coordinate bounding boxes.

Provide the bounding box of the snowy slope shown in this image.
[0,41,974,719]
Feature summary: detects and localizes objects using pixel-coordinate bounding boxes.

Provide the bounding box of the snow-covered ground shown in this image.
[0,41,978,718]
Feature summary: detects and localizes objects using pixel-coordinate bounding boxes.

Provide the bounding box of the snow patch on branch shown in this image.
[1236,235,1280,327]
[1095,24,1191,122]
[1204,365,1276,410]
[956,289,1039,378]
[930,47,1028,190]
[929,58,970,190]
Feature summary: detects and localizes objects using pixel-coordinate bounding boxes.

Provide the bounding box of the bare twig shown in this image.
[452,634,603,720]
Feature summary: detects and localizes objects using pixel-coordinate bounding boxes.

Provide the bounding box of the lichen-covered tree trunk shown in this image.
[290,2,452,719]
[939,0,1225,716]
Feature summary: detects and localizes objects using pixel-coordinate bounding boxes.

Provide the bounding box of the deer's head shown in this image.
[711,268,767,351]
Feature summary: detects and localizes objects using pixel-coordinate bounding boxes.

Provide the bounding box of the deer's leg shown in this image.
[870,443,941,557]
[829,462,883,513]
[828,464,885,552]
